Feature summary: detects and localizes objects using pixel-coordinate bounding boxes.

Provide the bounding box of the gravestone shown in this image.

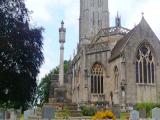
[16,109,21,119]
[152,107,160,120]
[9,109,15,120]
[24,109,34,120]
[130,110,139,120]
[112,104,120,118]
[6,111,11,119]
[0,110,5,120]
[139,109,146,118]
[42,106,55,119]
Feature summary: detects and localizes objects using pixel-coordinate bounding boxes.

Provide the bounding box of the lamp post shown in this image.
[59,21,66,87]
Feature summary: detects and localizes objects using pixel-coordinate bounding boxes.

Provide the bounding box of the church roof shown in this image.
[110,17,149,61]
[110,26,136,61]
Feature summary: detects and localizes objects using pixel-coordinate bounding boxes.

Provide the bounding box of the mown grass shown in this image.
[120,112,130,120]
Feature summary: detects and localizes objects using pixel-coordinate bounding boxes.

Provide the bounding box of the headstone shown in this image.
[16,109,21,119]
[112,104,120,118]
[130,110,139,120]
[24,109,34,120]
[152,107,160,120]
[6,111,11,119]
[10,110,16,120]
[42,107,55,119]
[0,110,5,120]
[139,109,146,118]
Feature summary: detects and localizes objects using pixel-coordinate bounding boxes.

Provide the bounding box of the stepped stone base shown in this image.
[43,100,82,117]
[40,85,82,119]
[28,115,41,120]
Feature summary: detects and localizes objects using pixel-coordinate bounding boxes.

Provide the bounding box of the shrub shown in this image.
[136,102,160,117]
[57,107,71,119]
[81,106,96,116]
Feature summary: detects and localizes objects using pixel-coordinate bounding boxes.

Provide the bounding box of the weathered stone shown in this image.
[42,107,55,119]
[130,110,139,120]
[48,0,160,109]
[139,109,146,118]
[112,104,121,118]
[24,109,34,120]
[152,107,160,119]
[0,110,5,120]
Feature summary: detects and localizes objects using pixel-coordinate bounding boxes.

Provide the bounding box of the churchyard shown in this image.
[1,103,160,120]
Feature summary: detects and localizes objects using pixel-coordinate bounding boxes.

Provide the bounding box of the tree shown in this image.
[0,0,44,109]
[35,60,70,106]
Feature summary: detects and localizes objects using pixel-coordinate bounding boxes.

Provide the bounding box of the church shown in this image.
[63,0,160,108]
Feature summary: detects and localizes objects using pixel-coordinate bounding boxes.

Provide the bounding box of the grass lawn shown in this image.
[20,114,24,120]
[120,112,130,120]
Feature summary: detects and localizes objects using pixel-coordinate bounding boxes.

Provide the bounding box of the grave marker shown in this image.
[152,107,160,120]
[130,110,139,120]
[0,110,5,120]
[42,106,55,119]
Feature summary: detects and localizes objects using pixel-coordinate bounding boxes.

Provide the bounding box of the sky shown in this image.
[25,0,160,81]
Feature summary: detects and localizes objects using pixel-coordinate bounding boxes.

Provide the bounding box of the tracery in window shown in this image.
[136,44,155,84]
[91,63,103,94]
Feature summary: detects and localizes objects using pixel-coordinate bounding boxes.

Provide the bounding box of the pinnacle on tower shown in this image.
[115,12,121,27]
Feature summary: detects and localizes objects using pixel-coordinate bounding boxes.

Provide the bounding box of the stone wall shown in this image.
[123,20,160,104]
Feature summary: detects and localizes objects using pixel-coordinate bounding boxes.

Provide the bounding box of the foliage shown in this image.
[64,60,69,74]
[36,60,70,106]
[53,60,69,74]
[81,106,96,116]
[0,0,44,109]
[136,102,160,117]
[35,72,52,107]
[57,107,71,119]
[93,110,116,120]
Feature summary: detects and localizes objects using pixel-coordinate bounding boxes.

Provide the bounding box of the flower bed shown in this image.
[93,110,116,120]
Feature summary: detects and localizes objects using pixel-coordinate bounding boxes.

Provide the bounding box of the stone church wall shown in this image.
[109,56,125,105]
[123,23,160,104]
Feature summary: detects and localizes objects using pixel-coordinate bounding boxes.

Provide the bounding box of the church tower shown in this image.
[79,0,109,45]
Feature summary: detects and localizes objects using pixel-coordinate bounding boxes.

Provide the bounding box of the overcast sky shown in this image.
[25,0,160,81]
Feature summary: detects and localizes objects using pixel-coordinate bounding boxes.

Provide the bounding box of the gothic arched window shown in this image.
[91,63,103,94]
[114,66,119,90]
[136,44,155,84]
